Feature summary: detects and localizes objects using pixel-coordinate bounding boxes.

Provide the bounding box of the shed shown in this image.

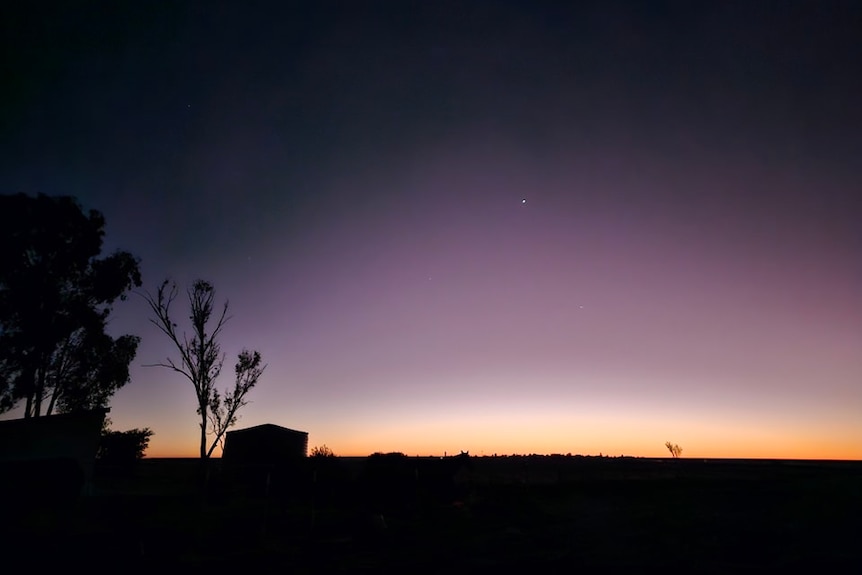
[0,409,107,500]
[222,423,308,465]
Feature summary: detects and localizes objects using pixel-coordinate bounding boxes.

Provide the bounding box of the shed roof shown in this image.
[225,423,307,437]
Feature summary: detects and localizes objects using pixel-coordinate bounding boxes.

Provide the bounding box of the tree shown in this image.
[143,279,265,459]
[99,427,154,462]
[310,444,335,458]
[665,441,683,458]
[0,193,142,417]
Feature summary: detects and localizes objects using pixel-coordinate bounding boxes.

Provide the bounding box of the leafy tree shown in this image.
[665,441,683,458]
[99,427,154,462]
[143,279,266,459]
[0,193,142,417]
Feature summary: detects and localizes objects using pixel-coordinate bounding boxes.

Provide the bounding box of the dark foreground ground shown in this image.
[3,456,861,573]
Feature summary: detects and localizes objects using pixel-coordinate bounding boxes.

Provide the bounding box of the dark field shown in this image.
[3,456,861,573]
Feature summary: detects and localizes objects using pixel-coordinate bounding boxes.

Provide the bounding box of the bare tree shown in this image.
[143,279,265,458]
[665,441,683,458]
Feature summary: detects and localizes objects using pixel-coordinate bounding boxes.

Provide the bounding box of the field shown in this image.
[3,456,860,572]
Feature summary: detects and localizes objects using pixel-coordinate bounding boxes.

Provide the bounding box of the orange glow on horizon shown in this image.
[139,381,862,461]
[145,427,862,460]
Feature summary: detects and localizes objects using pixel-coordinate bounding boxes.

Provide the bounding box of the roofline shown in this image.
[225,423,308,436]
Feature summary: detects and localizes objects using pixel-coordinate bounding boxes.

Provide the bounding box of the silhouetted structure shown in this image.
[0,409,107,503]
[220,423,308,497]
[222,423,308,463]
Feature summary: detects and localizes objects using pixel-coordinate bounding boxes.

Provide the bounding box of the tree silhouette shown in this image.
[0,193,142,417]
[665,441,683,458]
[143,279,265,458]
[310,444,335,458]
[99,427,154,462]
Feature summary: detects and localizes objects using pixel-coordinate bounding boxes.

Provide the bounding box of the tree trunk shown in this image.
[23,366,36,418]
[31,366,46,417]
[46,383,60,415]
[200,414,208,459]
[206,434,220,458]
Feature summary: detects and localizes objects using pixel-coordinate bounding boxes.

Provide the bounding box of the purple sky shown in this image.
[2,1,860,457]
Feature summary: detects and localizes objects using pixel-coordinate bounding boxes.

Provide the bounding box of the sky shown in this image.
[1,1,860,459]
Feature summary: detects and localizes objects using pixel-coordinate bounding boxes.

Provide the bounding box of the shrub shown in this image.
[99,428,154,463]
[310,444,335,458]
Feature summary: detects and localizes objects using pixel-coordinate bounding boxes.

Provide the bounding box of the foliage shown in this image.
[0,193,142,417]
[143,279,266,459]
[310,444,335,458]
[208,349,265,452]
[99,427,154,462]
[665,441,683,458]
